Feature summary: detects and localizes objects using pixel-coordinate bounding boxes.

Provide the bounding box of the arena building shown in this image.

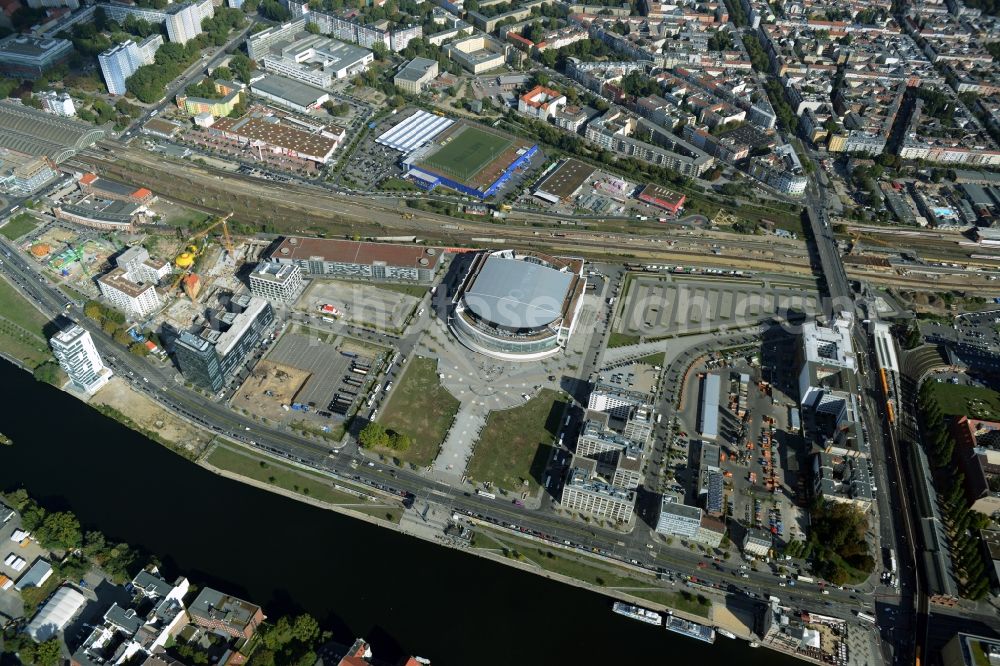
[449,249,585,361]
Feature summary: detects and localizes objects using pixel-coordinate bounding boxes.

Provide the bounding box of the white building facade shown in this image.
[50,324,112,394]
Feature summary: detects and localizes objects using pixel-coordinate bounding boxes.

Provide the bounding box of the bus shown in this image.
[476,490,496,500]
[796,575,814,583]
[856,612,876,624]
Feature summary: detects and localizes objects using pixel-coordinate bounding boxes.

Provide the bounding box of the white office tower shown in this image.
[98,41,142,96]
[50,325,112,395]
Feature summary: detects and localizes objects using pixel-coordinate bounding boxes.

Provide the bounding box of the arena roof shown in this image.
[0,100,105,163]
[464,255,573,330]
[375,109,454,154]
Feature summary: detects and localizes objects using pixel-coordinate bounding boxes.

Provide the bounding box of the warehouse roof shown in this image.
[464,254,573,330]
[212,113,338,159]
[0,100,105,162]
[26,586,86,641]
[271,236,443,269]
[395,57,437,83]
[250,75,328,109]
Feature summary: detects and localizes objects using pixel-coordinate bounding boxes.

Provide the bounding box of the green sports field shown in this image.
[417,125,513,184]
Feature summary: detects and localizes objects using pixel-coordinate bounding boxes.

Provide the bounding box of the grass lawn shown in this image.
[635,351,665,366]
[162,208,211,229]
[206,445,365,505]
[925,381,1000,420]
[374,282,428,298]
[419,126,513,182]
[377,356,459,466]
[0,213,37,240]
[0,277,53,368]
[466,388,567,493]
[483,528,660,590]
[628,588,711,618]
[608,331,641,348]
[379,177,420,192]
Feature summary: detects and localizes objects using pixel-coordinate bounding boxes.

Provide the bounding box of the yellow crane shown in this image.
[169,213,236,292]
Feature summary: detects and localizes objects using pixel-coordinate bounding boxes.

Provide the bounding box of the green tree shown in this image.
[291,614,320,643]
[213,65,234,80]
[305,21,321,34]
[229,52,255,83]
[32,362,63,386]
[36,511,83,550]
[359,422,389,448]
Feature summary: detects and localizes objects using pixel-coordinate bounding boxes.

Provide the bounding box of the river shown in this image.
[0,360,802,665]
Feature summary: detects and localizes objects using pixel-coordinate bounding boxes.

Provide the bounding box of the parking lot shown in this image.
[619,276,819,337]
[298,280,421,333]
[341,111,410,191]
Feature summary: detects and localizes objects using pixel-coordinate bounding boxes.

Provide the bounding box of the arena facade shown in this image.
[449,249,586,361]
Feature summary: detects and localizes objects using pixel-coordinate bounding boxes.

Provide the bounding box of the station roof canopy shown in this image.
[464,255,572,330]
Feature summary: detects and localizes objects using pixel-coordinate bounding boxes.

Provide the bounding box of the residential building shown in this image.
[38,91,75,117]
[812,451,874,512]
[742,527,772,557]
[98,268,162,318]
[166,0,214,45]
[248,261,304,303]
[560,457,635,523]
[553,105,588,132]
[394,57,438,94]
[74,569,190,666]
[99,38,160,96]
[173,294,274,392]
[517,85,566,120]
[0,35,72,80]
[49,324,112,395]
[187,587,265,639]
[283,2,422,51]
[268,236,443,282]
[176,79,244,117]
[585,109,713,177]
[115,246,171,284]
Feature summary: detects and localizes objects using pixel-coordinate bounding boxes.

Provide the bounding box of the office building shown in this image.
[394,57,438,95]
[941,632,1000,666]
[656,495,701,538]
[798,313,857,408]
[560,457,635,524]
[38,91,75,117]
[174,294,274,392]
[99,39,160,96]
[444,34,507,74]
[269,236,443,282]
[248,261,304,303]
[49,324,112,395]
[0,35,73,80]
[166,0,214,45]
[248,19,373,88]
[0,149,57,196]
[742,527,772,557]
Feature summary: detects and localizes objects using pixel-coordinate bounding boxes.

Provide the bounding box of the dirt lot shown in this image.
[90,377,214,456]
[231,360,311,423]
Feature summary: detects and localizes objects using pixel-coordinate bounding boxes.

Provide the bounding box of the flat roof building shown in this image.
[812,451,873,512]
[698,373,720,440]
[250,75,329,113]
[269,236,443,282]
[533,158,595,202]
[742,527,772,557]
[656,495,701,539]
[450,249,586,361]
[375,109,454,154]
[0,149,57,196]
[394,57,438,95]
[174,295,274,392]
[638,183,686,215]
[26,585,86,641]
[0,35,73,80]
[444,34,507,74]
[209,113,343,165]
[250,20,373,88]
[188,587,265,640]
[98,267,162,318]
[248,260,304,303]
[560,457,635,524]
[50,324,112,395]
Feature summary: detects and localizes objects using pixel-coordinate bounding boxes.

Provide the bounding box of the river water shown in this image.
[0,360,801,665]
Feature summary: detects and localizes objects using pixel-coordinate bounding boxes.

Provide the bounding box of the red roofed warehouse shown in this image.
[638,183,686,216]
[268,236,444,283]
[78,173,154,204]
[517,85,567,120]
